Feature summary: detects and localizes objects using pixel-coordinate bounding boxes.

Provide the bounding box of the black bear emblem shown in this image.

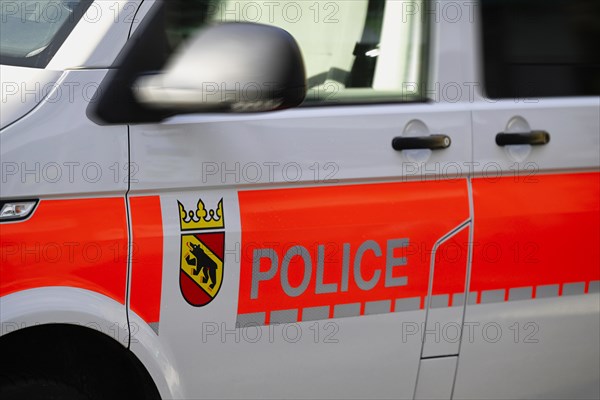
[186,243,218,289]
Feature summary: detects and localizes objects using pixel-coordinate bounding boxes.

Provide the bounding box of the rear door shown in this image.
[454,1,600,398]
[126,1,473,398]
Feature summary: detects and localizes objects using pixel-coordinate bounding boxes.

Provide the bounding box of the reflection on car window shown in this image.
[164,0,429,105]
[0,0,92,68]
[165,0,218,51]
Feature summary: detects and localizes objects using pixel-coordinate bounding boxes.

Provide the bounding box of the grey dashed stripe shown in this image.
[536,284,559,298]
[509,287,533,301]
[149,322,159,336]
[467,291,478,305]
[481,289,505,304]
[236,281,597,326]
[270,309,298,324]
[563,282,585,296]
[334,303,361,318]
[302,306,330,322]
[452,293,465,307]
[395,297,421,312]
[365,300,391,315]
[236,313,265,328]
[430,294,450,309]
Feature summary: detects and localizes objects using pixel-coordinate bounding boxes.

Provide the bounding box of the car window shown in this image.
[480,0,600,98]
[165,0,429,105]
[0,0,92,68]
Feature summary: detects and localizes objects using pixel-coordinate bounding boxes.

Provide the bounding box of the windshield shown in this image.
[0,0,92,68]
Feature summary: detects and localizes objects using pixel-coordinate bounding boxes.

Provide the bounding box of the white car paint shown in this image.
[1,1,599,399]
[0,65,63,129]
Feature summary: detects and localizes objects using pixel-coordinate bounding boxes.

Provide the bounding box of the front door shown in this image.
[126,1,473,398]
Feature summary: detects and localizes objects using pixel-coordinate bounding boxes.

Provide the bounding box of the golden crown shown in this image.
[178,198,224,231]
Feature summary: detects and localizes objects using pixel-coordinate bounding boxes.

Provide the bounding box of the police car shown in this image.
[1,1,599,399]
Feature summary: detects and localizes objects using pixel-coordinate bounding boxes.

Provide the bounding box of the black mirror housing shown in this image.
[89,3,306,125]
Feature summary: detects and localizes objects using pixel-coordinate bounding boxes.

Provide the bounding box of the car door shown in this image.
[124,1,473,398]
[453,1,600,398]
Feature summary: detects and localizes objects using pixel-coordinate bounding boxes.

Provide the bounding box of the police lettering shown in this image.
[251,239,409,299]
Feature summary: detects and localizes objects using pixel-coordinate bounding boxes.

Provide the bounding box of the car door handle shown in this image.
[495,131,550,146]
[392,135,451,151]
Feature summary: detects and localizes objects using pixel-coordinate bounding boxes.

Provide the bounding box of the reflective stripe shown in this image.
[237,179,470,325]
[236,172,599,326]
[452,293,465,307]
[508,287,533,301]
[270,309,299,324]
[430,294,450,308]
[365,300,391,315]
[481,289,506,304]
[395,297,422,312]
[536,284,559,299]
[430,226,469,307]
[236,313,265,328]
[236,283,598,325]
[129,196,164,326]
[333,303,361,318]
[0,198,128,303]
[470,173,600,297]
[301,306,330,322]
[563,282,586,296]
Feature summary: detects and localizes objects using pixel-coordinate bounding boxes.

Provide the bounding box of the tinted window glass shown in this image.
[481,0,600,98]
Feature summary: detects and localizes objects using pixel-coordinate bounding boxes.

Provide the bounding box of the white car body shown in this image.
[1,1,599,399]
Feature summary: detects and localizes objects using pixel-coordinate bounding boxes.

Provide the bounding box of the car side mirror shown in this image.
[134,22,306,113]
